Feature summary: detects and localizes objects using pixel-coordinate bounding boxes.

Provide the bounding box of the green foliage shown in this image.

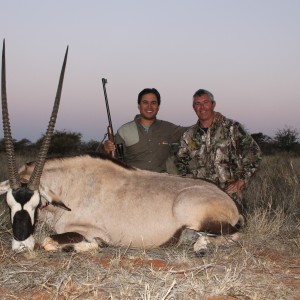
[1,126,299,157]
[0,138,38,156]
[79,139,102,153]
[274,126,299,152]
[36,130,82,155]
[251,132,274,155]
[251,126,300,156]
[251,132,272,145]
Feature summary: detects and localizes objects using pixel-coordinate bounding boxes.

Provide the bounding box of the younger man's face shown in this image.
[138,93,160,120]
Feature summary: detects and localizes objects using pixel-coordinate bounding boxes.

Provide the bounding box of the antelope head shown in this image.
[1,40,68,251]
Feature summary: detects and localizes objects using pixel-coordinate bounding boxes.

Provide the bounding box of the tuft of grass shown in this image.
[244,154,300,217]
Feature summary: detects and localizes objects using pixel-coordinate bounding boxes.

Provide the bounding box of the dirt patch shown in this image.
[0,245,299,299]
[254,248,300,296]
[93,255,179,271]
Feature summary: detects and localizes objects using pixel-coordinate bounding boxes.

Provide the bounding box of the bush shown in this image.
[35,130,82,155]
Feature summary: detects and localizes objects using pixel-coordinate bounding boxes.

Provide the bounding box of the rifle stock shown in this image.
[107,125,116,158]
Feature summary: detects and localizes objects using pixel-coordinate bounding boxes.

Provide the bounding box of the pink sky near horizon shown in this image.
[1,0,299,142]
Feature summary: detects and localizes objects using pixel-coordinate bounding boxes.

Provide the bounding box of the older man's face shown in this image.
[193,94,216,124]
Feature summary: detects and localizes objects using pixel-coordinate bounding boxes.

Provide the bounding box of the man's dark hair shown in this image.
[193,89,215,103]
[137,88,161,105]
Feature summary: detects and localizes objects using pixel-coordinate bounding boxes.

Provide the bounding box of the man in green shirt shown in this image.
[103,88,188,172]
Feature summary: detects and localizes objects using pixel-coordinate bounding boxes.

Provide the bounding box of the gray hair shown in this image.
[193,89,215,103]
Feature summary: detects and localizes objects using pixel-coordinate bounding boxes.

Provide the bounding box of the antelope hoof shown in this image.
[193,235,208,257]
[42,237,59,252]
[195,248,207,257]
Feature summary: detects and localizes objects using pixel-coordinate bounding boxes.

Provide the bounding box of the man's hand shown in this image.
[215,111,225,122]
[225,179,245,196]
[103,140,116,154]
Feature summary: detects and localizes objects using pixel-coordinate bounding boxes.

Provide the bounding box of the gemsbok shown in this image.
[0,40,244,256]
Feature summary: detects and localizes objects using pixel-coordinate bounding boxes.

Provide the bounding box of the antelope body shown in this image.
[1,154,243,254]
[1,41,243,255]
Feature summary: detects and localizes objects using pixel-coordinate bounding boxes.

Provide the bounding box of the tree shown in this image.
[0,137,36,154]
[251,132,272,145]
[36,130,82,155]
[251,132,274,155]
[274,126,299,152]
[79,139,101,153]
[14,138,33,151]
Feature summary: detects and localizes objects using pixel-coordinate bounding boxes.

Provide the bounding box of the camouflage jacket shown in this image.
[176,118,262,189]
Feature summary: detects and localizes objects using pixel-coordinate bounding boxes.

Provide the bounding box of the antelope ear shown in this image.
[0,180,10,195]
[39,184,71,211]
[51,199,72,211]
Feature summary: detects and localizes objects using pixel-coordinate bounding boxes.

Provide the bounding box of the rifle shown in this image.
[101,78,124,161]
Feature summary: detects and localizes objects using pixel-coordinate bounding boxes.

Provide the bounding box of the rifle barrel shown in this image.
[102,78,114,136]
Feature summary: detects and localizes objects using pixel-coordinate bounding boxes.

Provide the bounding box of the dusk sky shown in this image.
[1,1,299,142]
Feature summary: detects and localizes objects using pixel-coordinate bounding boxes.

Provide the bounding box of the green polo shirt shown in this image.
[115,118,188,172]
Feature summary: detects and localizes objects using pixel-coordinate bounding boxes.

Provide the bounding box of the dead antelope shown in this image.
[0,41,243,256]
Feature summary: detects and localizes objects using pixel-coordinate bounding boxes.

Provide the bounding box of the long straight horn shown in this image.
[28,46,68,190]
[1,39,21,190]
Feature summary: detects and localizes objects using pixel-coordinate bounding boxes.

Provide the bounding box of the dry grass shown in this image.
[0,153,300,299]
[244,154,300,216]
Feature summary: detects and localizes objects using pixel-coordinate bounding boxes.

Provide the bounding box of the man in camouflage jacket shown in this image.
[176,89,262,209]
